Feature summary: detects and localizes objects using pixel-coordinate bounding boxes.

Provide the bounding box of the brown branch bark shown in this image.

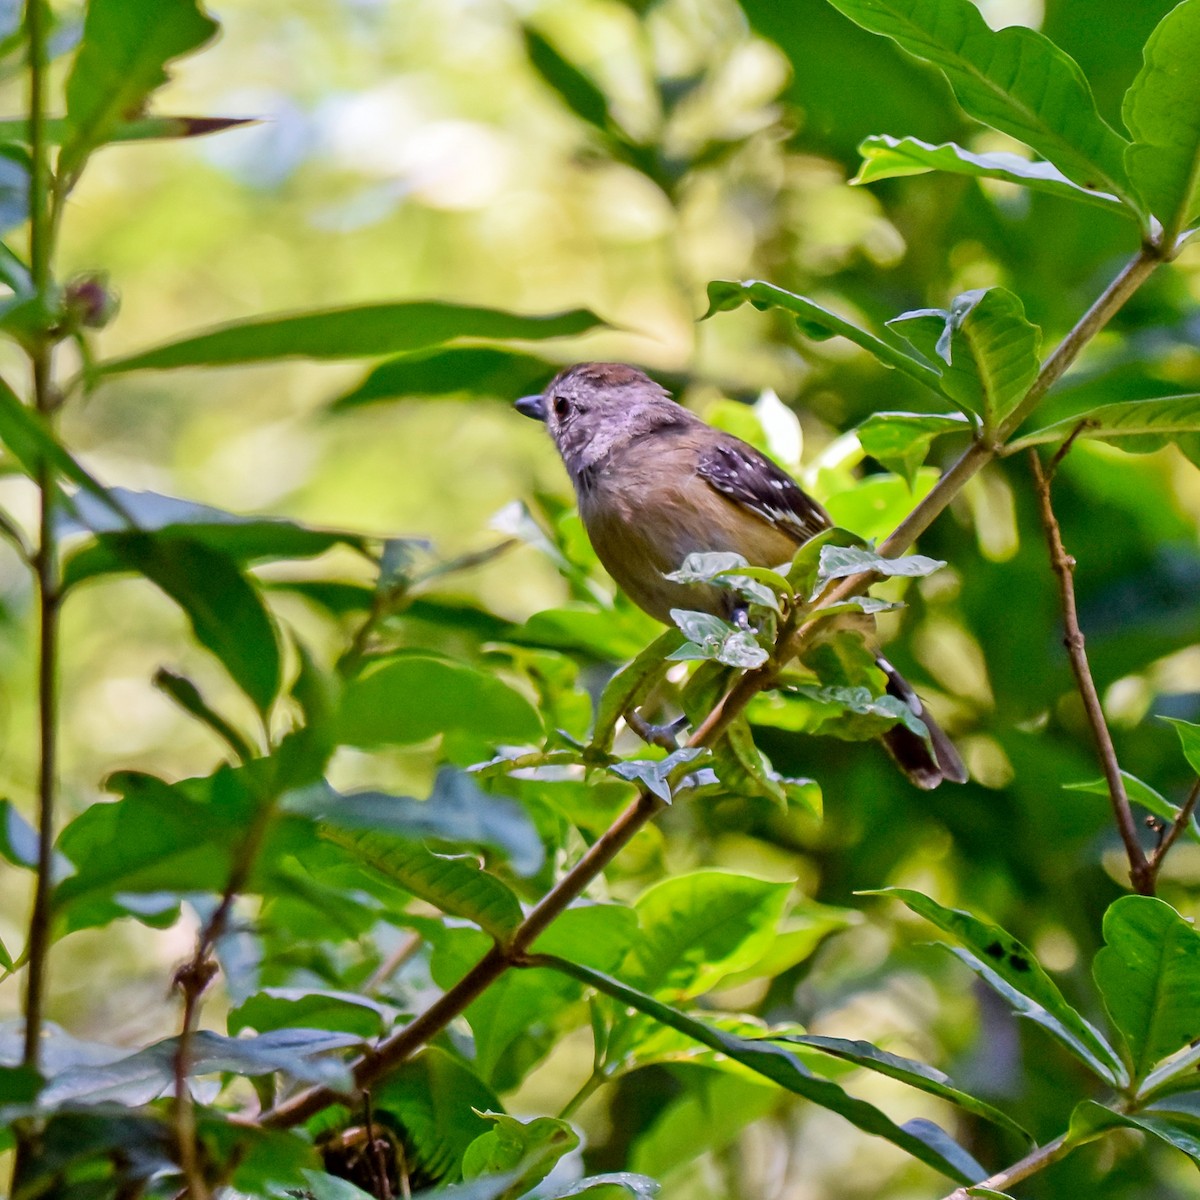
[1148,776,1200,879]
[942,1133,1072,1200]
[1030,451,1152,894]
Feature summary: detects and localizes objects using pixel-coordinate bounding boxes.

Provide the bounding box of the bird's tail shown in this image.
[876,656,968,790]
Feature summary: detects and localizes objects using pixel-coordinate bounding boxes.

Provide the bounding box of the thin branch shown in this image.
[1148,776,1200,877]
[1030,451,1151,894]
[941,1133,1072,1200]
[171,792,279,1194]
[20,0,59,1075]
[258,240,1167,1131]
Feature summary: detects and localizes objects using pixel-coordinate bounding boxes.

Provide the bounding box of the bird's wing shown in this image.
[697,439,832,546]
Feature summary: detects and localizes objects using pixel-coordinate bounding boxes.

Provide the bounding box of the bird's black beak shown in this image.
[515,393,547,421]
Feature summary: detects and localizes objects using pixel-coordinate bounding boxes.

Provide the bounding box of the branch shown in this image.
[1148,776,1200,880]
[942,1133,1072,1200]
[1030,451,1151,894]
[20,0,59,1075]
[172,791,278,1193]
[258,241,1166,1131]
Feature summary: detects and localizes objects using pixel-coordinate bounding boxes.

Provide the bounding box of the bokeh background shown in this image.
[3,0,1200,1195]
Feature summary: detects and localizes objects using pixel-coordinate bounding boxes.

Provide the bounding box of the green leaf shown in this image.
[0,374,124,520]
[228,988,397,1038]
[288,769,544,876]
[431,906,637,1085]
[781,1035,1033,1145]
[1123,0,1200,242]
[537,955,985,1184]
[1164,715,1200,775]
[462,1112,579,1196]
[854,135,1131,217]
[1007,395,1200,454]
[523,27,613,133]
[608,748,709,803]
[874,887,1128,1086]
[297,1171,377,1200]
[1065,771,1199,842]
[591,629,684,753]
[373,1048,499,1184]
[666,551,792,609]
[53,766,259,930]
[855,411,973,485]
[333,346,559,410]
[704,279,946,395]
[60,486,366,586]
[0,114,256,147]
[97,532,281,715]
[99,302,603,374]
[0,799,70,882]
[39,1029,359,1108]
[788,684,930,740]
[623,870,792,999]
[1069,1099,1200,1166]
[546,1173,660,1198]
[338,655,542,754]
[1093,895,1200,1084]
[61,0,219,179]
[825,0,1136,208]
[667,609,769,669]
[152,668,255,763]
[817,543,945,585]
[889,288,1041,429]
[321,826,523,940]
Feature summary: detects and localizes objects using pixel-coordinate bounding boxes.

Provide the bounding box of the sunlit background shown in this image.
[2,0,1200,1195]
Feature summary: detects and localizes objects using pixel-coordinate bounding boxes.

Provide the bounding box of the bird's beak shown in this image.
[515,393,547,421]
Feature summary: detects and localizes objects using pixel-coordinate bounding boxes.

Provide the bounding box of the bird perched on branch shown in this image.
[516,361,966,789]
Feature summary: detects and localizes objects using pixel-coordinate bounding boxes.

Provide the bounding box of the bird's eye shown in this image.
[553,395,570,418]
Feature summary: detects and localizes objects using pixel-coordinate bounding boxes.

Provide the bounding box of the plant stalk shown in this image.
[20,0,59,1075]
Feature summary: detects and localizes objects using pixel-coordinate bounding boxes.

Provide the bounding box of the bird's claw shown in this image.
[624,710,687,751]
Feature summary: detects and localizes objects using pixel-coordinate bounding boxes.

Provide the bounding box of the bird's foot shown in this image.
[624,709,688,751]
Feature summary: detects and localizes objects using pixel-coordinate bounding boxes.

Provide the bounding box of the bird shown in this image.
[515,361,967,790]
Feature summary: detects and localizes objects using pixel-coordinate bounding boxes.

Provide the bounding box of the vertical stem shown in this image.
[21,0,59,1073]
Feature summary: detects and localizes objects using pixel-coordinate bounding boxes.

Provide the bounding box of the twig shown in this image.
[362,931,423,995]
[258,241,1167,1131]
[1148,777,1200,877]
[172,793,279,1192]
[19,0,59,1076]
[1030,451,1151,894]
[941,1133,1072,1200]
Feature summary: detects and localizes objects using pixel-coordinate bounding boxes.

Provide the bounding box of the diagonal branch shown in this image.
[1030,450,1151,894]
[1148,776,1200,879]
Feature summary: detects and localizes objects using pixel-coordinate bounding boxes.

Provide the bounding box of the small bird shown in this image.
[516,361,966,789]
